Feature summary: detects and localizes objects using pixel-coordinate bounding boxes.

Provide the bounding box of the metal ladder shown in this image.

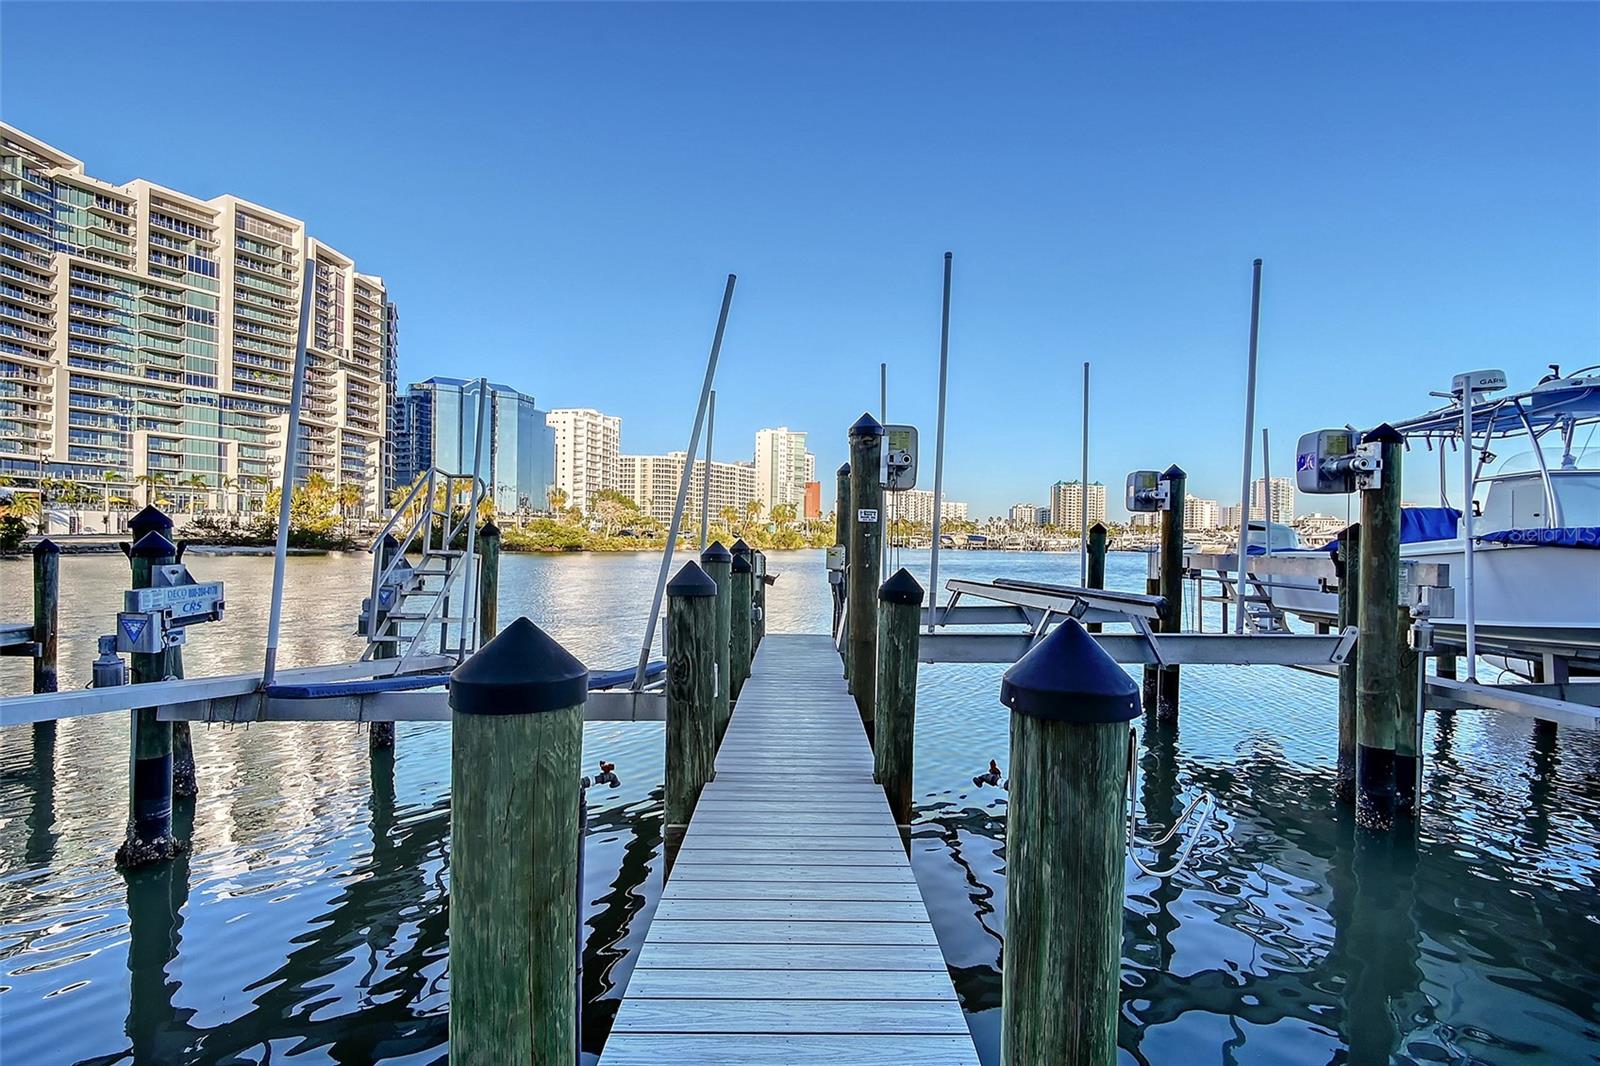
[359,467,487,670]
[1219,568,1292,634]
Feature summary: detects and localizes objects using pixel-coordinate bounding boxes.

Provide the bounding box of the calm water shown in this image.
[1,548,1596,1064]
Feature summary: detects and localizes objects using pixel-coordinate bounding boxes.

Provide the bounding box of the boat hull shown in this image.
[1247,540,1600,664]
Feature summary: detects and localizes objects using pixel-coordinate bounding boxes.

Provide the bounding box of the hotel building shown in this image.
[0,123,391,514]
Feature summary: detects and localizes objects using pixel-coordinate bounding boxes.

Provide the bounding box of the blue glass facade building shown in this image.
[394,377,554,514]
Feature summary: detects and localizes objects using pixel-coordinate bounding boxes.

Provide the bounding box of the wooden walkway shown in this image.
[601,633,978,1064]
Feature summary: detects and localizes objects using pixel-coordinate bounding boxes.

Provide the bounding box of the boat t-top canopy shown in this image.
[1391,370,1600,444]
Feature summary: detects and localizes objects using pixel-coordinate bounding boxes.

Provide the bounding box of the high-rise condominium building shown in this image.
[618,451,757,524]
[1185,495,1222,530]
[394,377,554,514]
[890,489,967,525]
[382,303,401,497]
[546,407,620,514]
[1251,476,1296,524]
[754,427,813,511]
[803,481,821,520]
[0,123,390,514]
[1048,480,1107,529]
[1009,503,1039,525]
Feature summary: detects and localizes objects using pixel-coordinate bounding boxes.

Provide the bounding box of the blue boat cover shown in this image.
[1300,507,1461,554]
[267,660,668,699]
[1476,527,1600,549]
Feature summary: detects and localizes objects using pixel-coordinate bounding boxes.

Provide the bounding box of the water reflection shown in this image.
[2,549,1597,1065]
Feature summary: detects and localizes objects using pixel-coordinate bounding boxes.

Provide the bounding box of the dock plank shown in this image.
[601,633,976,1065]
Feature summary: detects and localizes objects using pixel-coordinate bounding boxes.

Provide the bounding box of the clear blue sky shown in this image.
[4,2,1596,517]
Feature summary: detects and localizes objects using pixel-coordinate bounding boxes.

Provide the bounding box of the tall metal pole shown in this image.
[926,252,953,632]
[1462,387,1478,680]
[458,378,489,658]
[262,255,316,686]
[1261,427,1272,558]
[1233,258,1263,634]
[700,390,715,550]
[634,275,736,689]
[1079,361,1090,583]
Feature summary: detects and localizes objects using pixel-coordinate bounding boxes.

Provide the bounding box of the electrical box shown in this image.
[117,562,224,654]
[1125,470,1166,512]
[825,545,846,572]
[1296,429,1386,494]
[881,424,918,491]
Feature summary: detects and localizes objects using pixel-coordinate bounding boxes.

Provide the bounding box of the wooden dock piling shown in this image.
[477,520,501,645]
[116,525,183,869]
[1156,465,1187,723]
[875,568,923,830]
[31,538,59,717]
[1356,425,1404,831]
[847,414,885,740]
[1000,618,1138,1066]
[834,462,850,648]
[370,534,401,751]
[665,562,718,862]
[751,549,767,648]
[449,617,586,1064]
[1335,523,1361,805]
[730,551,753,701]
[700,542,734,742]
[1085,522,1107,634]
[1395,603,1420,819]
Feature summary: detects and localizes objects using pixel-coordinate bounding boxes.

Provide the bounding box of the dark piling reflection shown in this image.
[123,802,195,1064]
[578,787,664,1061]
[25,722,57,867]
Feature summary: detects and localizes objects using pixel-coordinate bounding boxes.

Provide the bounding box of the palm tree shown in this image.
[771,502,797,529]
[547,485,569,514]
[133,471,169,507]
[184,474,209,513]
[337,482,364,528]
[220,474,238,514]
[743,498,764,533]
[717,505,739,533]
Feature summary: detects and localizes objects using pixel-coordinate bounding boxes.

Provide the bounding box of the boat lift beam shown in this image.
[918,630,1357,667]
[155,688,666,725]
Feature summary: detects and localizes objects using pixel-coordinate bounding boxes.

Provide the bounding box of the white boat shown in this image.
[1241,368,1600,668]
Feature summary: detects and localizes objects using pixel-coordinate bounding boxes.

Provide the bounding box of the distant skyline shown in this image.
[5,2,1594,517]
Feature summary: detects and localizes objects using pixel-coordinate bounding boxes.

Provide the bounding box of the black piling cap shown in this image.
[731,553,753,575]
[837,462,851,477]
[130,529,177,560]
[1089,521,1107,536]
[450,616,588,716]
[1362,422,1405,445]
[730,538,751,557]
[1000,617,1140,724]
[701,540,731,564]
[1160,464,1187,481]
[878,568,925,606]
[849,412,885,438]
[479,519,500,537]
[129,504,173,539]
[33,538,59,556]
[667,560,718,598]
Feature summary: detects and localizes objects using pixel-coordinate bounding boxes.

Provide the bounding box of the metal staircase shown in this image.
[1219,570,1292,634]
[359,468,488,671]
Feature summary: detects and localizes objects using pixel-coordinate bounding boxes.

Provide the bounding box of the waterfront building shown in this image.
[1221,503,1243,529]
[547,407,621,514]
[0,122,390,514]
[754,427,814,510]
[1185,495,1222,530]
[1251,476,1296,523]
[1036,507,1051,525]
[619,451,756,524]
[803,480,821,520]
[382,303,401,497]
[394,377,554,513]
[890,488,967,525]
[1048,480,1107,529]
[1009,503,1039,525]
